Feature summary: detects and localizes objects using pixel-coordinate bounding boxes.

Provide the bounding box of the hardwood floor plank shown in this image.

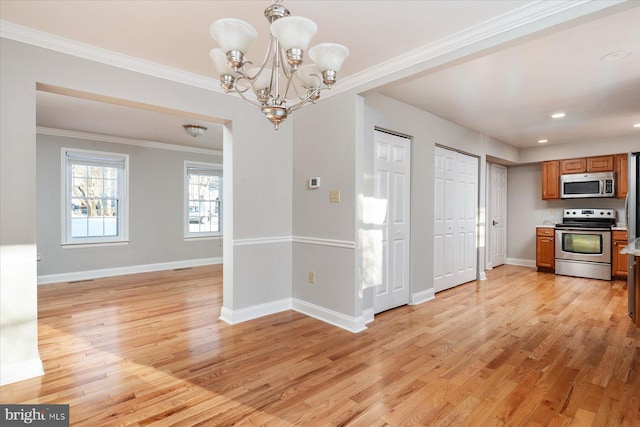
[2,265,639,426]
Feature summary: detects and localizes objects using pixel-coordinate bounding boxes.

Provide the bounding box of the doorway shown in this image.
[433,146,478,293]
[373,129,411,313]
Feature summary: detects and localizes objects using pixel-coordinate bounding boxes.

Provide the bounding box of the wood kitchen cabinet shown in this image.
[612,230,628,278]
[560,155,614,174]
[615,153,628,199]
[536,227,555,270]
[541,161,560,200]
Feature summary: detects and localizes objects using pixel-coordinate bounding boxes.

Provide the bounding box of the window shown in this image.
[62,148,129,245]
[185,162,222,237]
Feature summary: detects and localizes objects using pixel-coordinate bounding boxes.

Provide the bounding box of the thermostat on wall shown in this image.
[308,177,321,189]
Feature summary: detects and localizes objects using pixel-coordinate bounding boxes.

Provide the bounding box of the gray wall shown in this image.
[36,134,223,277]
[0,38,292,385]
[292,90,359,317]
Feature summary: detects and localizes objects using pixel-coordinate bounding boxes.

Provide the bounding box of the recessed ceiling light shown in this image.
[634,123,640,128]
[538,139,548,144]
[601,51,631,62]
[551,113,566,119]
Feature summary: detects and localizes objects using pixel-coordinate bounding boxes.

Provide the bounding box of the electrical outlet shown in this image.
[308,271,316,284]
[329,189,340,203]
[548,208,554,216]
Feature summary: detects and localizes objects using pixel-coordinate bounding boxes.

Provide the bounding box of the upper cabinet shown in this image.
[542,153,626,200]
[615,153,628,199]
[542,160,560,200]
[560,155,614,174]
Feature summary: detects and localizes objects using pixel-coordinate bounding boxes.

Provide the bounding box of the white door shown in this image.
[434,147,478,293]
[373,130,411,313]
[488,163,507,268]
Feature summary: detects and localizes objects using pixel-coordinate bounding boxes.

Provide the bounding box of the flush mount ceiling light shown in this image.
[634,123,640,128]
[538,139,549,144]
[601,50,631,62]
[551,113,566,119]
[209,0,349,130]
[183,124,208,137]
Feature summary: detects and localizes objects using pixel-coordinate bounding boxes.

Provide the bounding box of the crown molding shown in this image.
[0,20,223,93]
[330,0,627,97]
[37,126,223,156]
[1,0,627,99]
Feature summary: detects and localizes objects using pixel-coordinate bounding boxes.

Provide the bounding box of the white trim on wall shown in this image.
[37,257,222,285]
[219,299,291,325]
[37,127,223,156]
[292,236,356,249]
[0,21,222,92]
[232,236,356,249]
[292,299,367,333]
[1,1,619,99]
[506,258,537,268]
[411,289,435,305]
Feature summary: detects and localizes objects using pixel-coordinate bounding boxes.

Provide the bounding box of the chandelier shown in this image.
[209,0,349,130]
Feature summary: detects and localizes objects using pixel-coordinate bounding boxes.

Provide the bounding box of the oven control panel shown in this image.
[563,208,616,219]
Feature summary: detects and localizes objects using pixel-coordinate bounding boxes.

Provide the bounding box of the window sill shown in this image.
[61,240,130,249]
[184,235,223,242]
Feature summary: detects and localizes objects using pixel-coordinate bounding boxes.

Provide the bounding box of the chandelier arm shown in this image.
[233,86,265,109]
[287,88,323,112]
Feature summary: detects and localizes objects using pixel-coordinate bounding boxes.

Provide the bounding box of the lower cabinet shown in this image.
[536,227,555,270]
[612,230,628,278]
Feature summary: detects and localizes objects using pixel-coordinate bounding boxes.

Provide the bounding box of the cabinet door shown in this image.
[561,158,586,174]
[587,155,614,172]
[536,236,555,268]
[615,153,628,199]
[612,240,628,277]
[541,161,560,200]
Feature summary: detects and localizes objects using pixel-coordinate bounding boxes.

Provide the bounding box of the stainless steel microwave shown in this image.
[560,171,615,199]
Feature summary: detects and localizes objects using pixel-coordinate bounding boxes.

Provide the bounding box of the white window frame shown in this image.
[184,161,223,239]
[61,148,129,246]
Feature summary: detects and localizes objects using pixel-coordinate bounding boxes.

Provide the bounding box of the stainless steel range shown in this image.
[555,208,616,281]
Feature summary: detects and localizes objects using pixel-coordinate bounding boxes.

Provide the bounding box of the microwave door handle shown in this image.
[600,180,604,194]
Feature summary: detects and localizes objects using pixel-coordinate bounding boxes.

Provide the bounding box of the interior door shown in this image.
[489,163,507,268]
[373,130,411,313]
[434,147,478,292]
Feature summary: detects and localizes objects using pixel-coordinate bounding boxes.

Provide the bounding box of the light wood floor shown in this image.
[1,265,639,426]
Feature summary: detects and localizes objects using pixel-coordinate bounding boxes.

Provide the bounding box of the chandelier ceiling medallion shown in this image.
[209,0,349,130]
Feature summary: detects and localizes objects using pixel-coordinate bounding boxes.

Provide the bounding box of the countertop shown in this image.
[535,225,628,230]
[621,237,640,256]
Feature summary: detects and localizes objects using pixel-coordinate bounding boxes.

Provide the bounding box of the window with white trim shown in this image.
[185,162,222,237]
[63,148,129,245]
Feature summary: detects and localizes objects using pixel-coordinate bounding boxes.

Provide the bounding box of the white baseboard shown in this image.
[219,299,291,325]
[1,357,44,386]
[363,308,374,324]
[506,258,537,268]
[219,298,368,333]
[411,289,435,305]
[37,257,222,284]
[292,299,367,333]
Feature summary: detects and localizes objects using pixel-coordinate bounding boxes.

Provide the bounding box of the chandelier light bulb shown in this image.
[209,0,348,129]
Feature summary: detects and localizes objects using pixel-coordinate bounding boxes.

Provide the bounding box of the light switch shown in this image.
[329,189,340,203]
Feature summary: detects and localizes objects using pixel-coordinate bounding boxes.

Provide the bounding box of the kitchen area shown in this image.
[533,152,640,327]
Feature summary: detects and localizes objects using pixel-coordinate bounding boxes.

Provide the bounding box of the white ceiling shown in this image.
[2,1,639,151]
